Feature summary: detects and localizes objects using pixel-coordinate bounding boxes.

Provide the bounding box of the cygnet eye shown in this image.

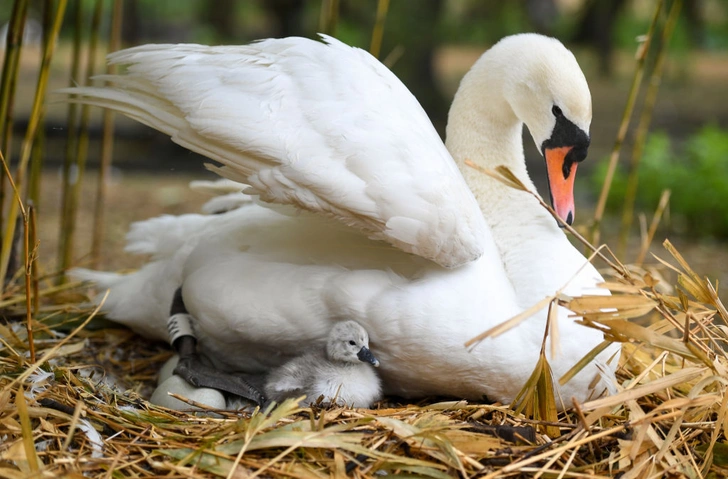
[552,105,563,117]
[348,340,356,346]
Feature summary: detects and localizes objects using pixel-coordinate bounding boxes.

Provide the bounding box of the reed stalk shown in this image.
[0,150,33,361]
[0,0,30,231]
[369,0,390,58]
[30,204,38,314]
[23,207,33,362]
[58,0,83,278]
[28,134,44,206]
[0,0,68,294]
[318,0,339,36]
[27,0,56,208]
[588,0,664,246]
[59,0,105,276]
[618,0,682,257]
[635,189,671,266]
[91,0,123,269]
[0,0,29,152]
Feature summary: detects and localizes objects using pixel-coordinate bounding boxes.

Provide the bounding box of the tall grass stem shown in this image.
[0,0,68,294]
[618,0,682,256]
[0,0,30,231]
[636,189,671,266]
[0,0,29,154]
[589,0,664,246]
[318,0,339,36]
[58,0,83,278]
[30,204,38,314]
[60,0,104,275]
[369,0,390,58]
[91,0,123,268]
[0,150,32,361]
[23,204,33,363]
[27,0,56,208]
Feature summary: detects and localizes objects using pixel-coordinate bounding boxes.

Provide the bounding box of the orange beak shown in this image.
[544,146,577,226]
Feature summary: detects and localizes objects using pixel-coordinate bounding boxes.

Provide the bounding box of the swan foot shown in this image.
[166,288,269,407]
[172,337,268,407]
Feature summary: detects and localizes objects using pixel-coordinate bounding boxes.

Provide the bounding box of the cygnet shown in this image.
[265,320,381,408]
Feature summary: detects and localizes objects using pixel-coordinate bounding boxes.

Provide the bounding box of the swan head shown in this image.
[457,33,592,225]
[327,320,380,367]
[500,34,592,225]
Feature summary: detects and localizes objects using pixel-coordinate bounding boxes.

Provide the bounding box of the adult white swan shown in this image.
[67,33,619,407]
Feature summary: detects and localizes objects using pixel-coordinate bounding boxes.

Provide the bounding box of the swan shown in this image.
[265,320,382,408]
[66,33,620,407]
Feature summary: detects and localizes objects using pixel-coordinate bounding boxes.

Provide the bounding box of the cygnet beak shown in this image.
[357,346,380,367]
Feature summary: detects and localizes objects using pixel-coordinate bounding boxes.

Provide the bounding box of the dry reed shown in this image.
[58,0,105,278]
[369,0,390,59]
[589,0,665,247]
[0,0,68,294]
[318,0,340,37]
[90,0,124,269]
[2,162,728,477]
[1,0,723,477]
[0,0,30,280]
[618,0,682,257]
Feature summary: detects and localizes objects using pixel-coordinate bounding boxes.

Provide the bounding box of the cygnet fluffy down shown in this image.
[265,320,381,407]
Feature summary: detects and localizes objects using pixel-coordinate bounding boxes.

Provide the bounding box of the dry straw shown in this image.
[2,0,723,477]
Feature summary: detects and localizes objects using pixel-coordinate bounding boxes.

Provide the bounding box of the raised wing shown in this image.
[61,35,487,267]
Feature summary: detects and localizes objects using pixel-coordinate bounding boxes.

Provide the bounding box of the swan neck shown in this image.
[446,81,538,221]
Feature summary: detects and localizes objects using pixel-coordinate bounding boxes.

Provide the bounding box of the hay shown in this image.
[0,166,725,477]
[1,233,727,478]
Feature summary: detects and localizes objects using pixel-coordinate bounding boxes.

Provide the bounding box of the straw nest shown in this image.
[2,204,727,478]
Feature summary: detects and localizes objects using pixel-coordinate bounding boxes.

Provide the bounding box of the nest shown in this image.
[1,231,727,477]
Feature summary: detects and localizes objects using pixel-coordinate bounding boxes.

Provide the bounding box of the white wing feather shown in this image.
[60,35,487,267]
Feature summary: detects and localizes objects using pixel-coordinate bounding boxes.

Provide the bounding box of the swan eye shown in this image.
[349,340,356,346]
[552,105,563,117]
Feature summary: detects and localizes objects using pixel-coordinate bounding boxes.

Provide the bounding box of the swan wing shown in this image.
[60,35,487,268]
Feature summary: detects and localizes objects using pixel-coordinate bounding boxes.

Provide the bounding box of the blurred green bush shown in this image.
[593,125,728,237]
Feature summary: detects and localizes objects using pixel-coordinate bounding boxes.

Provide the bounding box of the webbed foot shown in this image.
[167,288,269,407]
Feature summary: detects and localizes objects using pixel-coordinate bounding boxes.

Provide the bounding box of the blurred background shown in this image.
[1,0,727,291]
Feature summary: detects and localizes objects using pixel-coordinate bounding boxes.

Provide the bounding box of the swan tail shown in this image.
[69,266,172,342]
[124,214,213,259]
[68,267,125,290]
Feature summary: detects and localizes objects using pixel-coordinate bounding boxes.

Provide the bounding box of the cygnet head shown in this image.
[326,321,380,367]
[455,33,592,225]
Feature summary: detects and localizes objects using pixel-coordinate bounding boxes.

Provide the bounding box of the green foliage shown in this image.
[593,125,728,237]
